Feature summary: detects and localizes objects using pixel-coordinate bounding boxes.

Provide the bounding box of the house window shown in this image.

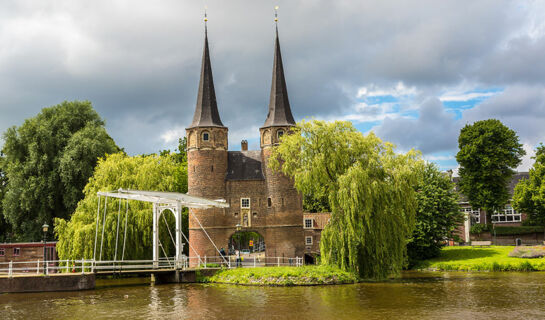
[267,197,272,208]
[304,218,313,229]
[202,132,210,141]
[277,130,284,140]
[241,198,250,208]
[461,207,480,224]
[492,205,521,223]
[305,236,313,245]
[13,248,20,256]
[253,212,257,218]
[0,248,4,256]
[234,212,239,217]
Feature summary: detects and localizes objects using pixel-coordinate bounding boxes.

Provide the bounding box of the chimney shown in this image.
[241,140,248,151]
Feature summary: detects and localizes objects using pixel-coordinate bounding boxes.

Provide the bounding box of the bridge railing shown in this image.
[0,255,304,277]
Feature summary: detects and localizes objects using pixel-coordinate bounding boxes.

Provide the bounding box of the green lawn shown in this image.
[414,246,545,271]
[201,265,358,286]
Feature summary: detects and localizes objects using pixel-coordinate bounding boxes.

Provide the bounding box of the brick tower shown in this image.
[186,21,304,263]
[186,24,228,264]
[259,26,304,257]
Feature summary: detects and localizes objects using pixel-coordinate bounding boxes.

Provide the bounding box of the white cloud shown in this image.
[517,143,537,172]
[357,82,418,98]
[440,91,499,102]
[424,155,455,161]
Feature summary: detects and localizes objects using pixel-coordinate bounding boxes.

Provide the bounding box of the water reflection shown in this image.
[1,272,545,319]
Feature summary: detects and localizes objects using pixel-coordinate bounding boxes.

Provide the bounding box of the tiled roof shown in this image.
[226,151,265,181]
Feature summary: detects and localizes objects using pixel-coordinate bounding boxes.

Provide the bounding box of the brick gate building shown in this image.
[186,24,304,261]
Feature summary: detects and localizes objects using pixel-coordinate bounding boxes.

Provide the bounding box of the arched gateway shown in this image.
[185,20,304,265]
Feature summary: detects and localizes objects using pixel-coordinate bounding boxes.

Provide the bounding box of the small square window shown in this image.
[0,248,4,256]
[305,236,313,245]
[241,198,250,208]
[304,218,313,229]
[234,212,239,217]
[13,248,20,256]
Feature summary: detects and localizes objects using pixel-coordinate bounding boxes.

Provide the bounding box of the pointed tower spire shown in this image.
[189,11,224,128]
[262,8,295,128]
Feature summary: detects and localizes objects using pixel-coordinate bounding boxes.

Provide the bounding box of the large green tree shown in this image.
[0,155,11,242]
[1,100,119,241]
[407,163,462,265]
[456,119,525,221]
[270,120,424,279]
[55,152,188,261]
[513,144,545,226]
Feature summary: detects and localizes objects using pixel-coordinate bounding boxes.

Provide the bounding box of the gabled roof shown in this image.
[262,27,295,128]
[226,151,265,181]
[188,27,225,128]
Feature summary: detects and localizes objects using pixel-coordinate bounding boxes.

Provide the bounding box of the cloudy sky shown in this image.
[1,1,544,171]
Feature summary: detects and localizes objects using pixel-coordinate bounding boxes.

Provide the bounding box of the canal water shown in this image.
[2,271,545,319]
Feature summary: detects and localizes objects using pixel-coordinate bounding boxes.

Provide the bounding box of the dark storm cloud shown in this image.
[0,0,543,154]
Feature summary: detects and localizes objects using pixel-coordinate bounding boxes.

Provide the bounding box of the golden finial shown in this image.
[204,6,208,22]
[274,6,279,22]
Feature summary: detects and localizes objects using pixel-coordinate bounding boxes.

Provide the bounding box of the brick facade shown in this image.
[186,26,306,264]
[0,242,57,270]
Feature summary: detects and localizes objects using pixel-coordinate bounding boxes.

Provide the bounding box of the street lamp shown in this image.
[42,223,49,275]
[236,224,242,267]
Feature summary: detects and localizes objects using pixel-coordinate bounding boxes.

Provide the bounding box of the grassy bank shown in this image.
[201,265,358,286]
[414,246,545,271]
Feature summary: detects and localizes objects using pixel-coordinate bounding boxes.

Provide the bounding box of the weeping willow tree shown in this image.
[270,120,424,279]
[54,152,188,261]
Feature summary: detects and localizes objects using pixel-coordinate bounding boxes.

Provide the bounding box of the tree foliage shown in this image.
[456,119,525,218]
[1,101,119,240]
[0,155,11,242]
[407,163,462,265]
[55,152,188,261]
[513,144,545,226]
[270,120,424,279]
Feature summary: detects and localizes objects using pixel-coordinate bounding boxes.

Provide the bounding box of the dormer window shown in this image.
[202,132,210,141]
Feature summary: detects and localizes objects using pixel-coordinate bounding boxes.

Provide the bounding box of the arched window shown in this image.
[277,129,284,140]
[202,132,210,141]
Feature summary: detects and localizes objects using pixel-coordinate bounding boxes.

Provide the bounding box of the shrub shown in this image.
[494,226,544,236]
[470,223,490,234]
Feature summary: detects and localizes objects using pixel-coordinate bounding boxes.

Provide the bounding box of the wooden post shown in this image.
[277,257,280,267]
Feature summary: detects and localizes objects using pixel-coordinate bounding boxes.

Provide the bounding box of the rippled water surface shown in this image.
[2,272,545,319]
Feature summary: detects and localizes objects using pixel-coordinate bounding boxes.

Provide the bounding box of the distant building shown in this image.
[303,212,331,263]
[453,172,531,243]
[0,242,57,271]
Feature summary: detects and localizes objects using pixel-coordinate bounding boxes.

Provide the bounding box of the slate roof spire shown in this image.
[262,20,295,128]
[189,15,225,128]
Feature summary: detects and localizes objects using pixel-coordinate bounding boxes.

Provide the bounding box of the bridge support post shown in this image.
[175,202,183,268]
[152,203,159,269]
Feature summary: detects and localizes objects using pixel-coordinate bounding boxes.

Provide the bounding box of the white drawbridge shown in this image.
[93,189,229,268]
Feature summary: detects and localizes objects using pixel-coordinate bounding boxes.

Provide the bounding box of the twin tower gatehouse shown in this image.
[186,24,304,261]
